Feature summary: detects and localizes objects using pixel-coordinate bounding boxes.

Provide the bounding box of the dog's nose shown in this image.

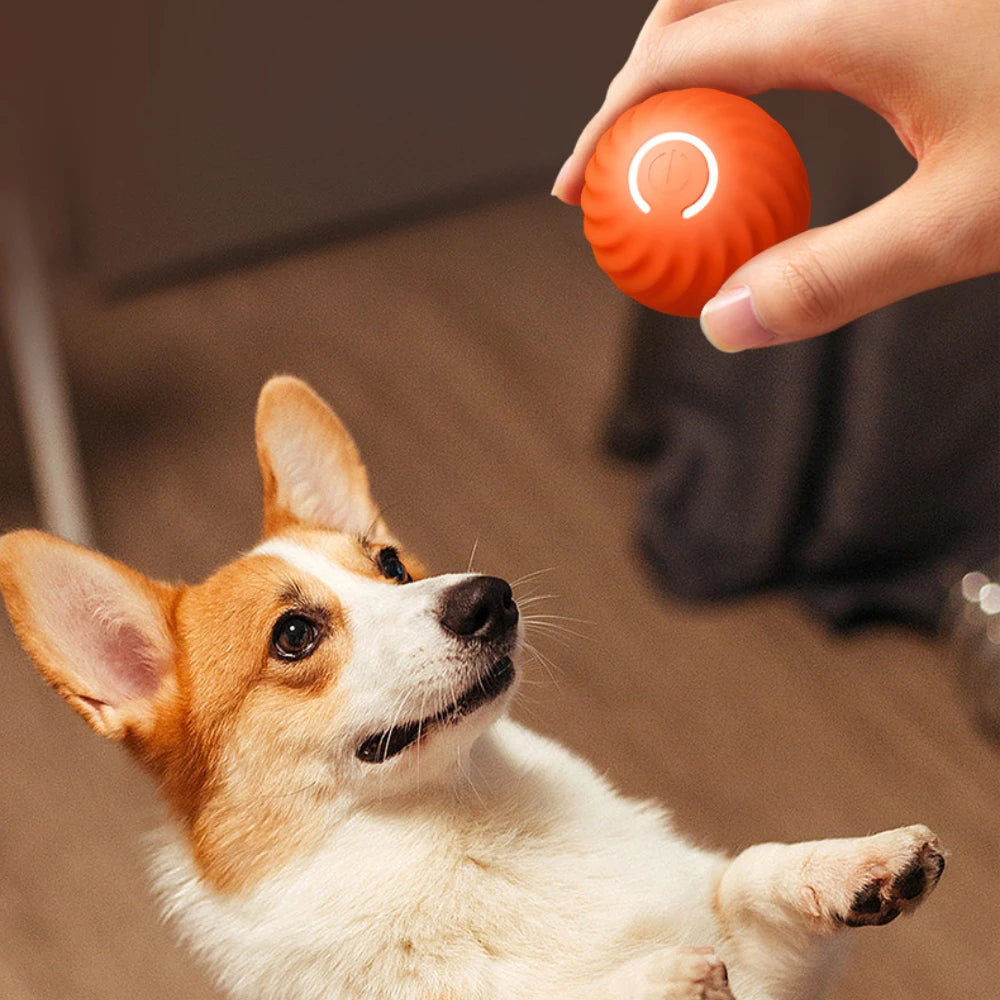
[440,576,518,640]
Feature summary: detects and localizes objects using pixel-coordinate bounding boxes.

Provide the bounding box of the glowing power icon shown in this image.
[627,132,719,219]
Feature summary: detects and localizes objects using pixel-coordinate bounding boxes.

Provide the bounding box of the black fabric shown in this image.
[605,93,1000,632]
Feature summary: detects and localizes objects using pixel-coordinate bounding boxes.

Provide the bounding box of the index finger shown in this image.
[551,0,832,204]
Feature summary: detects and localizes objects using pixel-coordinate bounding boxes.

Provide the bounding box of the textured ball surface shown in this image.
[581,89,811,317]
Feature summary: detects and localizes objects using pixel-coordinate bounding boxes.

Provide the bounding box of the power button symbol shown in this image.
[628,132,719,219]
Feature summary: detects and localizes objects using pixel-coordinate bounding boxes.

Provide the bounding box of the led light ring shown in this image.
[627,131,719,219]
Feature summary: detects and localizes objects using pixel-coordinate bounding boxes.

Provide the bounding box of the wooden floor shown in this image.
[0,193,997,999]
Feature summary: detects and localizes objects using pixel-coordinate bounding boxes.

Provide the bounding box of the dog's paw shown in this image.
[802,824,946,929]
[624,947,734,1000]
[837,827,946,927]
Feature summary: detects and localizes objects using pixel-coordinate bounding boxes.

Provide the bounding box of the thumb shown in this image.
[698,168,977,351]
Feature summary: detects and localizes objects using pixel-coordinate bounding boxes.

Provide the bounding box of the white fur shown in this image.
[147,540,940,1000]
[152,718,727,1000]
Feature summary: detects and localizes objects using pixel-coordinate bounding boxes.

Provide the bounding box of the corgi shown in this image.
[0,375,944,1000]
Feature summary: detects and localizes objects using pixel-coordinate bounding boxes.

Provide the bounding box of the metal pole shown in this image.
[1,189,93,547]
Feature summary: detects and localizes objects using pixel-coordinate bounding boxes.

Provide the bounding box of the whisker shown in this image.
[250,776,326,805]
[511,673,548,689]
[520,640,565,688]
[412,685,429,790]
[515,593,561,608]
[522,605,589,621]
[510,683,556,729]
[375,686,416,799]
[522,619,589,646]
[459,742,488,806]
[521,609,591,623]
[509,567,555,590]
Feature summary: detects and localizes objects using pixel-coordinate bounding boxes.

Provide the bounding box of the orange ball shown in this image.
[581,89,810,317]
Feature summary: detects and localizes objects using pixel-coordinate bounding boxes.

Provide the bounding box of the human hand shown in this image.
[552,0,1000,351]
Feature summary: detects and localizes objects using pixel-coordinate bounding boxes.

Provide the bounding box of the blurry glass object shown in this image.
[947,567,1000,745]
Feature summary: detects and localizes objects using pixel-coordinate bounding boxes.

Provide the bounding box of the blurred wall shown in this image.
[5,1,653,285]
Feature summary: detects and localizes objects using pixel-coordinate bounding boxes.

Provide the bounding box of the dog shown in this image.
[0,376,944,1000]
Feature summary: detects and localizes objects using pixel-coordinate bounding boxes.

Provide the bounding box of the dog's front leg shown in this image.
[596,946,734,1000]
[713,824,945,1000]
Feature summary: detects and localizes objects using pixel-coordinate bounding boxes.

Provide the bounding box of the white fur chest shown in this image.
[151,720,724,1000]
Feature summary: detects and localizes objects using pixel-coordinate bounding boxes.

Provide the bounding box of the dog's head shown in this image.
[0,377,521,888]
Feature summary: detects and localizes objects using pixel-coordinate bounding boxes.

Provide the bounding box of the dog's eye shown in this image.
[376,546,410,584]
[271,613,320,661]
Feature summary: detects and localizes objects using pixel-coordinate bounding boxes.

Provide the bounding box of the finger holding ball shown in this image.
[581,89,811,317]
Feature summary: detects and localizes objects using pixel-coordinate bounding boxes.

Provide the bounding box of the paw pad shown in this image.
[840,841,946,927]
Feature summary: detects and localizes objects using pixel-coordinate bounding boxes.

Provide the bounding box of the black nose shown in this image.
[440,576,518,641]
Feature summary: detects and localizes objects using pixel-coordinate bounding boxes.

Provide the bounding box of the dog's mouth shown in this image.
[356,657,515,764]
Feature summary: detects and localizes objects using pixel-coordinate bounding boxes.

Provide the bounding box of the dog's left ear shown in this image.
[255,375,383,537]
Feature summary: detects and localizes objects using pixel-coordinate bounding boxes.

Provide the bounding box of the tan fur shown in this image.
[167,552,353,891]
[171,529,422,891]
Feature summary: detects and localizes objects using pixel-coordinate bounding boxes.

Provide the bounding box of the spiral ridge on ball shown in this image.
[581,89,810,317]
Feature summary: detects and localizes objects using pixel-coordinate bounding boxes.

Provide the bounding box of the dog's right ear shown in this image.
[0,530,178,741]
[255,375,383,538]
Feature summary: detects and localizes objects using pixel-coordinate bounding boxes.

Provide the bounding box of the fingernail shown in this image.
[700,286,775,352]
[551,156,574,199]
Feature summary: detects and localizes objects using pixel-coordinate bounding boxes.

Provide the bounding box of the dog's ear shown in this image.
[255,375,383,537]
[0,530,178,741]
